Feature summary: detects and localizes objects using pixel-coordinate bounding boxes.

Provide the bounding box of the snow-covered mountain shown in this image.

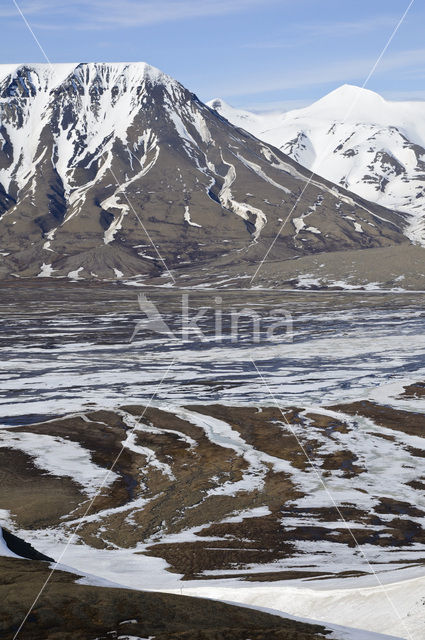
[0,65,407,280]
[209,86,425,245]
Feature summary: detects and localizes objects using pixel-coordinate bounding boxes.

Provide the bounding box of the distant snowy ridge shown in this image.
[209,86,425,245]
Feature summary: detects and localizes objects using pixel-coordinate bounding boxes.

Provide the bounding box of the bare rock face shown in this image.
[0,64,407,281]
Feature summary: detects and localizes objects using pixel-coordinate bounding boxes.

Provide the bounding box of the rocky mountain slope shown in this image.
[209,86,425,245]
[0,64,408,281]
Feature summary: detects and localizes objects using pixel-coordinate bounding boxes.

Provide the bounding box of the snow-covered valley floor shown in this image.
[2,285,425,421]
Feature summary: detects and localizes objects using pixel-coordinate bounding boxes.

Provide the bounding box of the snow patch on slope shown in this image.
[184,205,202,228]
[218,154,267,240]
[0,428,118,497]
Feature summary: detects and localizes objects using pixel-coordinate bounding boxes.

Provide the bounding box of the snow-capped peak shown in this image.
[211,85,425,245]
[0,61,179,98]
[296,83,386,124]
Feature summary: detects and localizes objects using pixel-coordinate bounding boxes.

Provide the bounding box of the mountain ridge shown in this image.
[0,64,409,282]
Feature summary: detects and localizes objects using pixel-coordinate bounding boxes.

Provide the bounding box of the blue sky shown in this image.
[1,0,423,111]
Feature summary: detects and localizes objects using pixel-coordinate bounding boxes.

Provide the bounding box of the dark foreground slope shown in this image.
[0,555,332,640]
